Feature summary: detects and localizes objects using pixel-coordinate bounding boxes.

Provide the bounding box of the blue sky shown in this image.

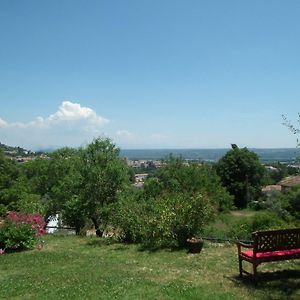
[0,0,300,150]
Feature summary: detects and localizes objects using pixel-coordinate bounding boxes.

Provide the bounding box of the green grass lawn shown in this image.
[0,235,299,300]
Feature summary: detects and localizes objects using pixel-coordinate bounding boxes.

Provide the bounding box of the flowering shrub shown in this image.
[6,212,46,236]
[0,211,46,253]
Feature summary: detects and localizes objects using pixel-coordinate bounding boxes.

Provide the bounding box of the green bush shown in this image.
[0,212,46,253]
[282,187,300,221]
[0,204,6,218]
[227,212,287,240]
[0,221,36,251]
[227,218,253,241]
[112,189,216,249]
[111,191,151,243]
[251,212,287,232]
[144,157,233,212]
[203,213,253,241]
[204,211,291,241]
[142,192,215,248]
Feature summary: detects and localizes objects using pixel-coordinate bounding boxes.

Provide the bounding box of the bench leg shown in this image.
[253,262,258,279]
[238,257,243,277]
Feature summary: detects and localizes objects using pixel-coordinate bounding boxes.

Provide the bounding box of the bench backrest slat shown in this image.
[252,228,300,253]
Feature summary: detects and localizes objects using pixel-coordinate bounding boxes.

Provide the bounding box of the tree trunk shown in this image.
[91,217,103,237]
[75,226,81,235]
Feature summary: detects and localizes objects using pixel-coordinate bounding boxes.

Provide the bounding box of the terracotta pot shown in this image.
[186,238,204,254]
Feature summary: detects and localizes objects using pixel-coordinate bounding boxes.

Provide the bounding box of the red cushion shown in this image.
[242,248,300,259]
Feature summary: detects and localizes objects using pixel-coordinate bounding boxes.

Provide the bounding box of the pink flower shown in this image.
[5,212,46,237]
[0,249,5,255]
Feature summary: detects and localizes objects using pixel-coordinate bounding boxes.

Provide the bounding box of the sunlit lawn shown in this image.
[0,235,299,299]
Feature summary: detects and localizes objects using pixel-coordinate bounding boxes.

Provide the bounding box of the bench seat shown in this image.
[237,228,300,279]
[242,248,300,259]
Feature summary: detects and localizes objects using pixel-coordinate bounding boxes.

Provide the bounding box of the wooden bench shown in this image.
[237,228,300,278]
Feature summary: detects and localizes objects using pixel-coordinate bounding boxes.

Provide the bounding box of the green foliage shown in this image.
[23,148,81,219]
[227,218,253,241]
[16,193,45,215]
[23,157,51,197]
[0,212,45,253]
[277,186,300,221]
[111,188,150,243]
[0,149,19,186]
[0,221,36,251]
[0,204,6,218]
[144,156,233,212]
[256,186,300,223]
[0,149,19,208]
[251,212,287,231]
[204,210,291,241]
[0,139,130,236]
[143,192,215,248]
[113,186,216,248]
[62,196,87,235]
[111,156,230,249]
[0,174,45,214]
[255,195,290,221]
[226,212,287,241]
[215,146,266,209]
[0,153,46,215]
[225,212,287,241]
[79,138,130,235]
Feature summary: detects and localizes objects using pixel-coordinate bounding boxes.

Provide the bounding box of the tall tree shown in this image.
[79,138,129,236]
[215,145,265,209]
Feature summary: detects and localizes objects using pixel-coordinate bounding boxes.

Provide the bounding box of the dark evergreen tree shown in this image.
[215,145,265,208]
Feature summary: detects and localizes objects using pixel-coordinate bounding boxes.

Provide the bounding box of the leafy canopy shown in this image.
[215,146,265,208]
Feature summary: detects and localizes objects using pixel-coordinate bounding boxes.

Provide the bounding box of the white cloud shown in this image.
[47,101,109,126]
[2,101,109,129]
[0,101,109,149]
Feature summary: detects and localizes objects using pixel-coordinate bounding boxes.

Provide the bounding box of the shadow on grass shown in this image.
[86,238,196,254]
[231,270,300,299]
[86,238,120,247]
[137,243,185,253]
[85,238,131,252]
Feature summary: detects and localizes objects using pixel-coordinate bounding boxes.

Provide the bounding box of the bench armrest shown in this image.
[236,241,253,254]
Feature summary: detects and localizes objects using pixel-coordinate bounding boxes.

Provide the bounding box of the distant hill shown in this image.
[120,148,300,163]
[0,142,35,157]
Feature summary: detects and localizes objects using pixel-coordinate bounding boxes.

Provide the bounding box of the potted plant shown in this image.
[186,237,204,254]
